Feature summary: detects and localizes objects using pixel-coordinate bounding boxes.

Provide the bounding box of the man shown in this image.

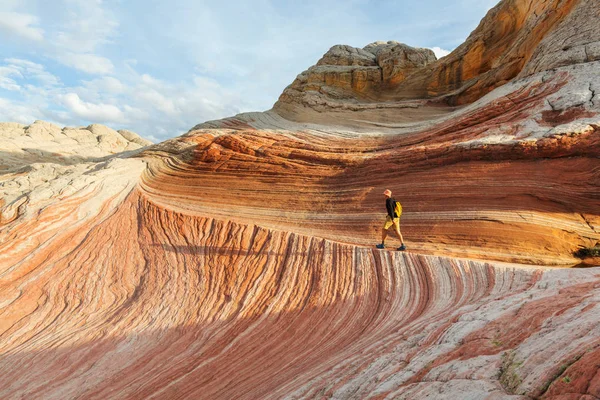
[376,189,407,251]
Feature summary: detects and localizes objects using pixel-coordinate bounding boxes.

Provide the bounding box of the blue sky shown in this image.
[0,0,499,141]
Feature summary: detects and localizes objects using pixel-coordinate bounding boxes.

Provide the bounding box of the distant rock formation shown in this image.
[0,120,152,172]
[280,41,436,104]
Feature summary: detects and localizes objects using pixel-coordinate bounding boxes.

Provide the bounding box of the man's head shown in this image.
[383,189,392,198]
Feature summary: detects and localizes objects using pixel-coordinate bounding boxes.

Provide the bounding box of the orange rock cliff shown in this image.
[1,0,599,398]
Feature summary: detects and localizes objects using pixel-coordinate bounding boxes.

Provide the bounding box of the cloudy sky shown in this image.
[0,0,499,142]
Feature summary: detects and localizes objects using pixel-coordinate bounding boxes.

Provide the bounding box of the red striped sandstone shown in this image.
[0,185,599,398]
[1,0,599,398]
[184,62,600,266]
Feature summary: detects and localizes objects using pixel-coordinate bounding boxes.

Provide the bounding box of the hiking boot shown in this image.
[397,244,407,251]
[376,244,385,249]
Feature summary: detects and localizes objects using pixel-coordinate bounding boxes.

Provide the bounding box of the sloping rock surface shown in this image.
[0,120,152,172]
[0,0,599,399]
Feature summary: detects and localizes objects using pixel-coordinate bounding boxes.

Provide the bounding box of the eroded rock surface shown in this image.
[285,41,436,103]
[0,0,599,399]
[1,192,599,398]
[275,0,596,123]
[0,120,152,172]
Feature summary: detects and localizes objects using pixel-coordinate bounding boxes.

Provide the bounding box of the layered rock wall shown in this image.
[179,62,600,266]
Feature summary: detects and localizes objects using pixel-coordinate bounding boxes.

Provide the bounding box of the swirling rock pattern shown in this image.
[1,0,600,398]
[154,62,600,267]
[1,187,599,399]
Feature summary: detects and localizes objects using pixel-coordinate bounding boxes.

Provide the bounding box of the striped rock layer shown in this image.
[1,183,599,399]
[1,0,600,399]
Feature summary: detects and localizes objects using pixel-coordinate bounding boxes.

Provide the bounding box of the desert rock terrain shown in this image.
[0,0,599,398]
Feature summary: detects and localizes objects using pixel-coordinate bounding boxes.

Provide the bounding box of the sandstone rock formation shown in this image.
[188,59,600,267]
[275,0,600,123]
[0,0,599,398]
[1,203,599,398]
[0,120,152,172]
[284,41,436,103]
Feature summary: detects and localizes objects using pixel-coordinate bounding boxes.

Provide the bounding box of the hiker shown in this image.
[376,189,406,251]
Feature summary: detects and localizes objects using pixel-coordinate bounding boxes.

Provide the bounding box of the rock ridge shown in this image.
[0,120,152,172]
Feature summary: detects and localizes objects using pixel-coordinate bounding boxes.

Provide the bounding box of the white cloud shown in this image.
[4,58,60,86]
[128,72,247,133]
[0,98,41,124]
[58,53,114,75]
[5,58,40,69]
[0,58,61,91]
[0,76,21,91]
[0,11,44,41]
[0,65,23,91]
[81,76,125,94]
[12,0,120,76]
[54,0,118,52]
[0,55,246,140]
[60,92,124,122]
[430,46,451,59]
[136,89,177,116]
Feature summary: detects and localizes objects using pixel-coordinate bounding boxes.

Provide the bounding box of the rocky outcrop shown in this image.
[519,0,600,77]
[275,0,595,121]
[0,120,152,172]
[155,60,600,267]
[2,59,598,398]
[414,0,583,104]
[277,41,437,112]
